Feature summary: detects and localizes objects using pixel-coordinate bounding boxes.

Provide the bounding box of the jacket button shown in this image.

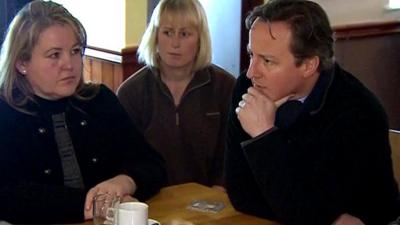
[80,120,87,126]
[44,169,52,175]
[92,157,98,163]
[38,127,46,134]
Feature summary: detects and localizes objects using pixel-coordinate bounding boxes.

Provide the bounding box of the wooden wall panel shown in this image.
[101,63,115,89]
[83,57,92,82]
[82,46,141,92]
[334,21,400,130]
[113,65,123,92]
[91,60,103,83]
[83,57,123,92]
[389,130,400,187]
[121,46,143,81]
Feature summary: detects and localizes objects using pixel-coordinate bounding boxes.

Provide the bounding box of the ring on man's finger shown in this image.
[235,107,241,114]
[239,100,246,108]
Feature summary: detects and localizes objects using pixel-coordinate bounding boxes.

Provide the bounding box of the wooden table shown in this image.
[146,183,279,225]
[73,183,280,225]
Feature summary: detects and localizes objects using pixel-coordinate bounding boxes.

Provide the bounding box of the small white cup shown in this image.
[117,202,148,225]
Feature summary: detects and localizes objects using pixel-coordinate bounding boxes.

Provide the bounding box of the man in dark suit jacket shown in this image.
[225,1,400,225]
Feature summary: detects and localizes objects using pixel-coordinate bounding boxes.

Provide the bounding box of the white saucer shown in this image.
[148,218,160,225]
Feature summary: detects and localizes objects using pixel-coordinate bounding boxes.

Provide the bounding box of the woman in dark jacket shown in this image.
[0,1,166,223]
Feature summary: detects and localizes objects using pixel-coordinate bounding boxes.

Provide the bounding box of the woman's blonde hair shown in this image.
[138,0,212,72]
[0,0,98,113]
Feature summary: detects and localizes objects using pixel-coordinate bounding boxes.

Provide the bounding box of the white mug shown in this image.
[117,202,148,225]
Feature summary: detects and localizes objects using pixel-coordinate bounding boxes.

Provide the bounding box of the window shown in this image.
[53,0,125,52]
[387,0,400,9]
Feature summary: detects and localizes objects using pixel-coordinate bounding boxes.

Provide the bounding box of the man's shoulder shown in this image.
[334,66,382,106]
[328,65,387,119]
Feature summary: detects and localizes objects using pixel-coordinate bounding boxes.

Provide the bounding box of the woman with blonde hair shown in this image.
[0,1,166,223]
[118,0,235,188]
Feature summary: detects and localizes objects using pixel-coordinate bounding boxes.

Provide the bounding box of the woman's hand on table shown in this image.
[83,174,137,219]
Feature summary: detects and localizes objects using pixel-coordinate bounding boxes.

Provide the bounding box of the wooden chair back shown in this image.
[389,130,400,187]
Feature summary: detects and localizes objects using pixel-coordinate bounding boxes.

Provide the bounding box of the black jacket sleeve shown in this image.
[225,72,279,219]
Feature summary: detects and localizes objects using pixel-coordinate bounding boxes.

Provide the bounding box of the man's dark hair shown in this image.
[246,0,334,71]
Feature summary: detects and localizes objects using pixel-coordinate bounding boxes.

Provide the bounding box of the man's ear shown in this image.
[301,56,319,78]
[15,60,28,75]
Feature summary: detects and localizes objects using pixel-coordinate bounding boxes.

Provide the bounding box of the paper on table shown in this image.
[187,200,225,213]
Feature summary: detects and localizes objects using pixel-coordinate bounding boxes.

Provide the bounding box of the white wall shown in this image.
[54,0,125,52]
[199,0,242,77]
[312,0,400,26]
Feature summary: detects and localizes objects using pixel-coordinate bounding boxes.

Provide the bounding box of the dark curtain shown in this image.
[0,0,31,44]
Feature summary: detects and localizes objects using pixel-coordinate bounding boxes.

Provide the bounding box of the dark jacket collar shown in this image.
[302,62,336,115]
